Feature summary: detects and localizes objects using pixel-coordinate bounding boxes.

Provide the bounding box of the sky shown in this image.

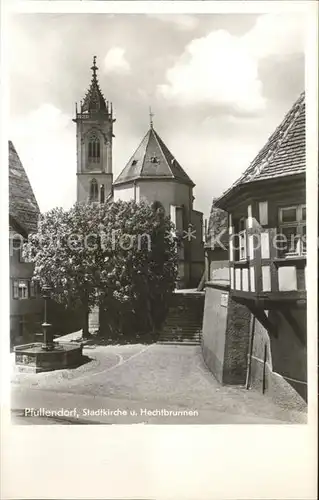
[9,12,305,219]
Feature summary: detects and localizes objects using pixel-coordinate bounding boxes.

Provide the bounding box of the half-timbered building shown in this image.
[202,92,307,406]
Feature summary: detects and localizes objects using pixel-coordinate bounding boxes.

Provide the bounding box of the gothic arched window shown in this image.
[90,178,98,202]
[88,133,100,163]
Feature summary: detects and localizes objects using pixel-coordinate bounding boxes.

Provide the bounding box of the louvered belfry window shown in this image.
[88,134,100,163]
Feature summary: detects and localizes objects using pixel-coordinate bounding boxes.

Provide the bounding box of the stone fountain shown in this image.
[14,285,84,373]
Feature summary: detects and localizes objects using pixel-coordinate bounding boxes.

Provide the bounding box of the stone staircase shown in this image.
[89,306,99,333]
[158,291,205,345]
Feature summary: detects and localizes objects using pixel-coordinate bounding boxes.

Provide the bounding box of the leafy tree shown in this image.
[97,200,178,337]
[24,200,178,340]
[24,204,107,338]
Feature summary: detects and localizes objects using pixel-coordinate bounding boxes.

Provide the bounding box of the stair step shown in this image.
[164,323,202,328]
[159,293,204,346]
[162,330,202,334]
[159,335,201,340]
[165,318,201,323]
[157,340,200,346]
[161,333,201,338]
[164,317,201,322]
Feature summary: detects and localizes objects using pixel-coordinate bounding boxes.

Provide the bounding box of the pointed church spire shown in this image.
[91,55,98,81]
[81,56,107,113]
[149,107,154,129]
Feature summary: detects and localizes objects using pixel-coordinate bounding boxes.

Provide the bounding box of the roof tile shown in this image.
[217,92,305,204]
[9,141,40,234]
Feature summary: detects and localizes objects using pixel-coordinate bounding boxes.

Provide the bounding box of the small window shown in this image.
[239,218,246,232]
[13,279,29,300]
[278,205,306,257]
[100,184,105,204]
[238,217,247,261]
[301,225,306,254]
[278,226,299,255]
[12,238,22,249]
[30,281,37,298]
[233,217,247,261]
[90,178,99,202]
[302,207,306,221]
[131,160,137,166]
[239,233,247,260]
[10,236,24,261]
[281,207,297,223]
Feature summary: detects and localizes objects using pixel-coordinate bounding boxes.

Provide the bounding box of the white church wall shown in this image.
[113,184,136,203]
[138,180,191,215]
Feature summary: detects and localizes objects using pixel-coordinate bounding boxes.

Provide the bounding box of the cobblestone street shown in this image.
[11,343,306,424]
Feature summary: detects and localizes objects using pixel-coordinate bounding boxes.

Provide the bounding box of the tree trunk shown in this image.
[146,296,155,333]
[82,299,90,339]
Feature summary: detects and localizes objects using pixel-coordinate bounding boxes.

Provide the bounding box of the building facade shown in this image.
[9,141,43,347]
[202,92,307,408]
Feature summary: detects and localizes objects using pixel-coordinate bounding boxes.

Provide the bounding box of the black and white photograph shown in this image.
[1,1,318,499]
[6,7,312,427]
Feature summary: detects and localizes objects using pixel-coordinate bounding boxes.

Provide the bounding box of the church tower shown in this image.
[73,56,115,203]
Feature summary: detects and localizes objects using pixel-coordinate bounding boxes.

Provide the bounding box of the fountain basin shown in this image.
[14,342,84,373]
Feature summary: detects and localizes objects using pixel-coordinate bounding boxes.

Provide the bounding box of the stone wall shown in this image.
[201,283,228,383]
[202,279,307,410]
[223,297,251,385]
[202,282,251,385]
[249,309,307,408]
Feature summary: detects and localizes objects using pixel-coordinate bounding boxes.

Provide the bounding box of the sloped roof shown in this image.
[82,57,107,113]
[114,127,194,186]
[216,91,305,206]
[205,200,229,249]
[9,141,40,235]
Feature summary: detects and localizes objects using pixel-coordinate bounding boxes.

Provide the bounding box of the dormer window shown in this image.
[88,134,100,163]
[150,155,159,164]
[278,205,306,257]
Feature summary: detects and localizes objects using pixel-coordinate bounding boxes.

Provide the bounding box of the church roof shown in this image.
[81,56,108,113]
[215,91,305,207]
[114,126,194,186]
[9,141,40,235]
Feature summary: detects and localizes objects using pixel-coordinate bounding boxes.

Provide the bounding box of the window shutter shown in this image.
[13,280,19,299]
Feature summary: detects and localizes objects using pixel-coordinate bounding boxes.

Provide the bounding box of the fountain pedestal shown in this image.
[14,342,84,373]
[14,284,84,373]
[41,322,54,350]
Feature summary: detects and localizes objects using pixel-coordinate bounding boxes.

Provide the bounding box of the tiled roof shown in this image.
[114,127,194,186]
[9,141,40,235]
[217,91,305,204]
[205,200,229,249]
